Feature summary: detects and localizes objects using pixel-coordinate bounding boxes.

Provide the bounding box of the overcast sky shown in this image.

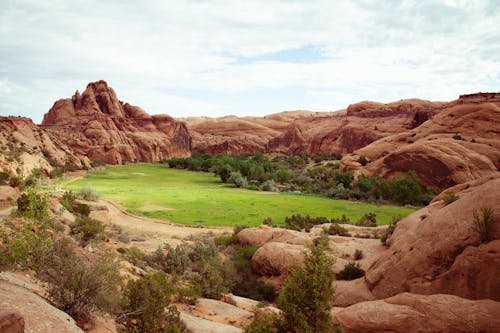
[1,0,499,123]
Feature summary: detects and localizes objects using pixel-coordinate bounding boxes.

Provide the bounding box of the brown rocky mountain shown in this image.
[40,80,191,165]
[0,116,90,177]
[184,99,447,156]
[341,93,500,188]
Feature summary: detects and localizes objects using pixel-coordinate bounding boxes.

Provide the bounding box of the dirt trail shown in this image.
[91,199,231,249]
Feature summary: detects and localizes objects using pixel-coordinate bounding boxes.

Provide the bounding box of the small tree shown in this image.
[277,242,336,333]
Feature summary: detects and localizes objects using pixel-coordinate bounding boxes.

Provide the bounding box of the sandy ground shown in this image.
[91,199,231,249]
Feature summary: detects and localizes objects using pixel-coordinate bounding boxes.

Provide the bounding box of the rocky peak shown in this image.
[41,81,191,164]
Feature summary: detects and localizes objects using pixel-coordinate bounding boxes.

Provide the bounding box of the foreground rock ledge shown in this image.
[332,292,500,333]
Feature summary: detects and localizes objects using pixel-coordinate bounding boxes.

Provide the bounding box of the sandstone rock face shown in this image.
[365,176,500,300]
[0,116,89,177]
[0,279,83,333]
[0,309,25,333]
[179,312,243,333]
[251,242,305,276]
[41,80,191,164]
[332,293,500,333]
[0,186,19,208]
[185,99,446,156]
[341,98,500,188]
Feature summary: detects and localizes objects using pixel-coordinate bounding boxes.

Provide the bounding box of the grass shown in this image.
[63,164,415,227]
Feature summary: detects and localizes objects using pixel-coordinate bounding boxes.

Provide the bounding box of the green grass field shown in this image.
[64,164,415,227]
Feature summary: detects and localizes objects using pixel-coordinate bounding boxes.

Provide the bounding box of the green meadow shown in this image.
[64,164,415,227]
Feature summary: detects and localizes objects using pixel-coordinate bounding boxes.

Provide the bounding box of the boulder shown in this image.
[0,309,24,333]
[332,293,500,333]
[179,312,243,333]
[251,242,305,276]
[365,177,500,300]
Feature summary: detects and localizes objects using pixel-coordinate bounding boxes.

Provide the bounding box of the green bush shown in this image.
[472,207,494,243]
[44,244,122,324]
[443,193,459,205]
[119,272,186,333]
[260,179,276,192]
[244,313,279,333]
[327,223,350,236]
[78,187,100,201]
[70,216,105,242]
[355,213,377,227]
[16,189,49,223]
[381,216,400,245]
[336,262,365,280]
[278,242,336,333]
[230,171,248,188]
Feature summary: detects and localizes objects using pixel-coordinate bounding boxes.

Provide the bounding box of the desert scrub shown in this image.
[472,207,494,243]
[15,189,50,224]
[78,186,100,201]
[43,244,122,324]
[336,262,365,280]
[70,216,106,242]
[443,193,459,205]
[118,272,186,333]
[380,216,401,245]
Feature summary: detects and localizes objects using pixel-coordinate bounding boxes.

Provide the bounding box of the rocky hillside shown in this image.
[41,80,191,165]
[0,116,90,177]
[341,93,500,188]
[184,99,447,156]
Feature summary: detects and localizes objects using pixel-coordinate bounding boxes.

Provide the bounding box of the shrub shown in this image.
[16,189,49,223]
[164,244,191,274]
[70,216,105,242]
[284,214,329,232]
[334,171,353,189]
[278,242,336,333]
[262,217,275,227]
[244,313,279,333]
[472,207,494,243]
[336,262,365,280]
[44,245,122,324]
[327,183,350,200]
[327,223,350,236]
[195,256,238,299]
[119,272,186,333]
[260,179,276,192]
[443,193,459,205]
[453,133,464,140]
[355,213,377,227]
[230,171,248,188]
[8,176,22,188]
[358,155,368,166]
[0,171,9,183]
[78,187,100,201]
[353,249,363,260]
[275,169,292,183]
[381,216,400,245]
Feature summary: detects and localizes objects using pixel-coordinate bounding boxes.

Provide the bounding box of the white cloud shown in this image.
[0,0,498,122]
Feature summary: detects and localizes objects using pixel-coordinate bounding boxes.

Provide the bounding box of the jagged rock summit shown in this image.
[41,80,191,165]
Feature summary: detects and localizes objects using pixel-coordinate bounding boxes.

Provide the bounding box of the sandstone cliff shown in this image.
[41,80,191,165]
[184,99,447,156]
[341,95,500,188]
[0,116,89,177]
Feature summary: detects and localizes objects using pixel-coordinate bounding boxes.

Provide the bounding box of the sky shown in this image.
[1,0,499,123]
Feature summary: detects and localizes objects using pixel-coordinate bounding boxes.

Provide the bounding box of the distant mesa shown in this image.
[41,80,191,165]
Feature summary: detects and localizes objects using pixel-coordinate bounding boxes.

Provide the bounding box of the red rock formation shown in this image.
[0,116,89,177]
[364,176,500,301]
[332,293,500,333]
[341,98,500,188]
[0,309,25,333]
[185,99,446,156]
[41,80,191,164]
